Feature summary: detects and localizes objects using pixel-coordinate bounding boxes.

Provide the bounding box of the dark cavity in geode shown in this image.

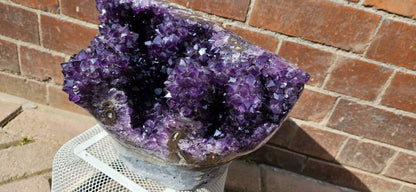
[61,0,309,166]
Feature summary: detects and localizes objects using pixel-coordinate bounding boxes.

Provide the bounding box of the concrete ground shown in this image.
[0,92,355,192]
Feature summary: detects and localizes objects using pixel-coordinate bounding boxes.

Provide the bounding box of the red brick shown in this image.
[263,166,348,192]
[381,72,416,114]
[364,0,416,18]
[0,39,19,73]
[62,0,100,24]
[384,152,416,183]
[168,0,250,21]
[48,85,90,115]
[278,41,335,86]
[250,144,307,173]
[366,20,416,70]
[11,0,59,13]
[336,139,395,173]
[328,99,416,151]
[20,46,64,84]
[303,158,402,192]
[325,57,392,100]
[0,73,47,104]
[290,89,337,122]
[225,24,278,52]
[267,119,299,147]
[288,125,345,161]
[0,3,40,44]
[225,160,261,192]
[249,0,381,53]
[41,15,97,54]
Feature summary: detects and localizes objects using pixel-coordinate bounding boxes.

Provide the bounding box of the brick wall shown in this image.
[0,0,415,191]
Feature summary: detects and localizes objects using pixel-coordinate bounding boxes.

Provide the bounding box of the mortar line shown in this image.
[58,0,62,15]
[358,0,365,6]
[375,70,396,104]
[245,0,256,24]
[380,151,399,175]
[292,118,416,157]
[0,0,98,29]
[303,85,416,119]
[304,156,415,187]
[333,136,350,160]
[16,44,23,75]
[320,96,341,126]
[362,17,384,57]
[274,38,283,54]
[320,54,340,89]
[37,12,43,47]
[0,35,67,58]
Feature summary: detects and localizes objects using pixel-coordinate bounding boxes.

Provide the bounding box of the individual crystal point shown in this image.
[62,0,309,167]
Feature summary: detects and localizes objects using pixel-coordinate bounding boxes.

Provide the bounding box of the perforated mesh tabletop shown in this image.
[51,125,227,192]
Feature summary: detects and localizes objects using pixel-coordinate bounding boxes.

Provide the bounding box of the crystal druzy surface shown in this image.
[62,0,309,166]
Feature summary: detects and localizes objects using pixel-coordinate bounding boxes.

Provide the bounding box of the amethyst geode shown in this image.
[62,0,309,166]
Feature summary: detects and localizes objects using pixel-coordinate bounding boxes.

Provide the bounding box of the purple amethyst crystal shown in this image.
[62,0,309,166]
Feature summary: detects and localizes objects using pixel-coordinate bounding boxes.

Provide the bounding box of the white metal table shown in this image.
[51,125,227,192]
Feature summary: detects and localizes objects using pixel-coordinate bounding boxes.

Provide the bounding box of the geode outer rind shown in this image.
[62,0,309,167]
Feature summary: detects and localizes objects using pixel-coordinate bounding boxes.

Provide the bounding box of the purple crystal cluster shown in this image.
[62,0,309,166]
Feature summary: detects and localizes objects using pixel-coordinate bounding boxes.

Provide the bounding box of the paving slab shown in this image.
[0,101,22,128]
[0,141,59,183]
[262,165,357,192]
[0,131,21,149]
[3,106,96,145]
[0,173,51,192]
[225,160,261,192]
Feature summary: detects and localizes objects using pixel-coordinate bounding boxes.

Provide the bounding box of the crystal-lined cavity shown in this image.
[61,0,309,166]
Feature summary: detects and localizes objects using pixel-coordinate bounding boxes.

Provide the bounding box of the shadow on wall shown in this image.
[248,118,370,192]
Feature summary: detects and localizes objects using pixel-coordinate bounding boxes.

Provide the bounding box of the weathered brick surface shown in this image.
[263,165,349,192]
[11,0,59,13]
[41,15,97,54]
[384,152,416,183]
[20,46,64,84]
[62,0,100,24]
[364,0,416,18]
[0,141,59,183]
[381,72,416,114]
[336,139,395,173]
[0,39,19,73]
[249,0,381,53]
[278,41,335,86]
[328,99,416,151]
[3,107,95,145]
[250,144,307,173]
[0,101,21,128]
[0,73,47,104]
[225,24,278,52]
[325,57,392,100]
[303,158,402,192]
[225,160,261,192]
[290,89,337,122]
[168,0,250,21]
[288,125,345,161]
[267,119,299,147]
[0,173,51,192]
[0,3,40,44]
[366,20,416,70]
[48,85,90,115]
[400,185,416,192]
